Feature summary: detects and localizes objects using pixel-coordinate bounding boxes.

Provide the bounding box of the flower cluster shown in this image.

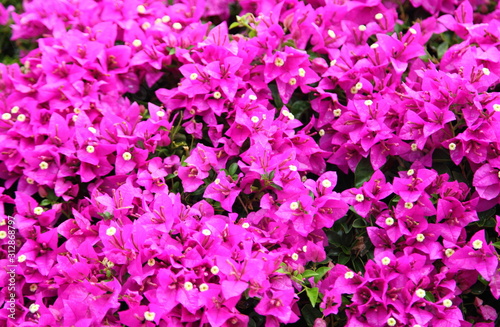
[0,0,499,326]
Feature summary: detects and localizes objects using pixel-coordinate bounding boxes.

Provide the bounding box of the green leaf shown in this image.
[493,242,500,250]
[301,303,322,327]
[437,41,449,59]
[288,100,310,120]
[338,253,350,265]
[306,287,319,306]
[352,217,367,228]
[228,162,239,175]
[40,199,52,206]
[314,266,332,283]
[229,22,241,30]
[269,83,284,108]
[354,158,374,188]
[424,292,435,302]
[302,270,319,279]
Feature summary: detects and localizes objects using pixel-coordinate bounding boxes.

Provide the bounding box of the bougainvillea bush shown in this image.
[1,0,500,326]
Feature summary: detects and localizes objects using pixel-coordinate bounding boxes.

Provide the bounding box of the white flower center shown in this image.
[106,226,117,236]
[34,207,44,215]
[29,303,40,313]
[144,311,156,321]
[355,194,364,202]
[415,288,426,298]
[290,202,300,210]
[122,152,132,161]
[322,179,332,188]
[385,217,394,226]
[344,271,354,279]
[184,281,194,291]
[472,239,483,250]
[132,39,142,47]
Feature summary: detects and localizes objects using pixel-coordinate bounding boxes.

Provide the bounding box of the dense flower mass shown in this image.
[0,0,500,326]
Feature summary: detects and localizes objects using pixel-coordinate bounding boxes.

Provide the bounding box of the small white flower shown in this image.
[73,107,81,114]
[364,100,373,106]
[411,143,418,151]
[302,245,308,252]
[298,68,306,77]
[213,91,222,99]
[136,4,146,14]
[381,257,391,265]
[350,86,359,94]
[344,271,354,279]
[404,202,414,209]
[211,266,219,274]
[162,15,171,23]
[141,22,151,30]
[199,283,209,292]
[358,25,367,32]
[122,152,132,161]
[16,114,26,122]
[493,104,500,112]
[289,165,297,171]
[445,248,455,257]
[443,299,453,308]
[318,129,325,136]
[144,311,156,321]
[202,229,212,236]
[156,111,165,117]
[147,258,155,266]
[251,116,259,123]
[333,109,342,117]
[387,317,397,326]
[10,106,19,114]
[132,39,142,47]
[18,254,27,263]
[385,217,394,226]
[370,43,379,49]
[0,231,6,239]
[172,22,182,30]
[416,234,425,242]
[30,284,37,292]
[29,303,40,313]
[88,127,97,134]
[409,27,417,35]
[327,29,336,38]
[448,143,456,151]
[330,59,337,66]
[355,194,364,202]
[289,77,297,85]
[482,67,491,76]
[290,202,300,210]
[214,178,221,185]
[355,82,363,90]
[415,288,426,298]
[184,281,194,291]
[86,145,95,153]
[407,169,415,176]
[291,253,299,261]
[274,57,284,67]
[106,226,117,236]
[39,161,49,170]
[375,13,384,20]
[242,222,250,228]
[190,73,198,80]
[2,113,11,120]
[72,115,79,122]
[472,239,483,250]
[34,207,44,215]
[322,179,332,188]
